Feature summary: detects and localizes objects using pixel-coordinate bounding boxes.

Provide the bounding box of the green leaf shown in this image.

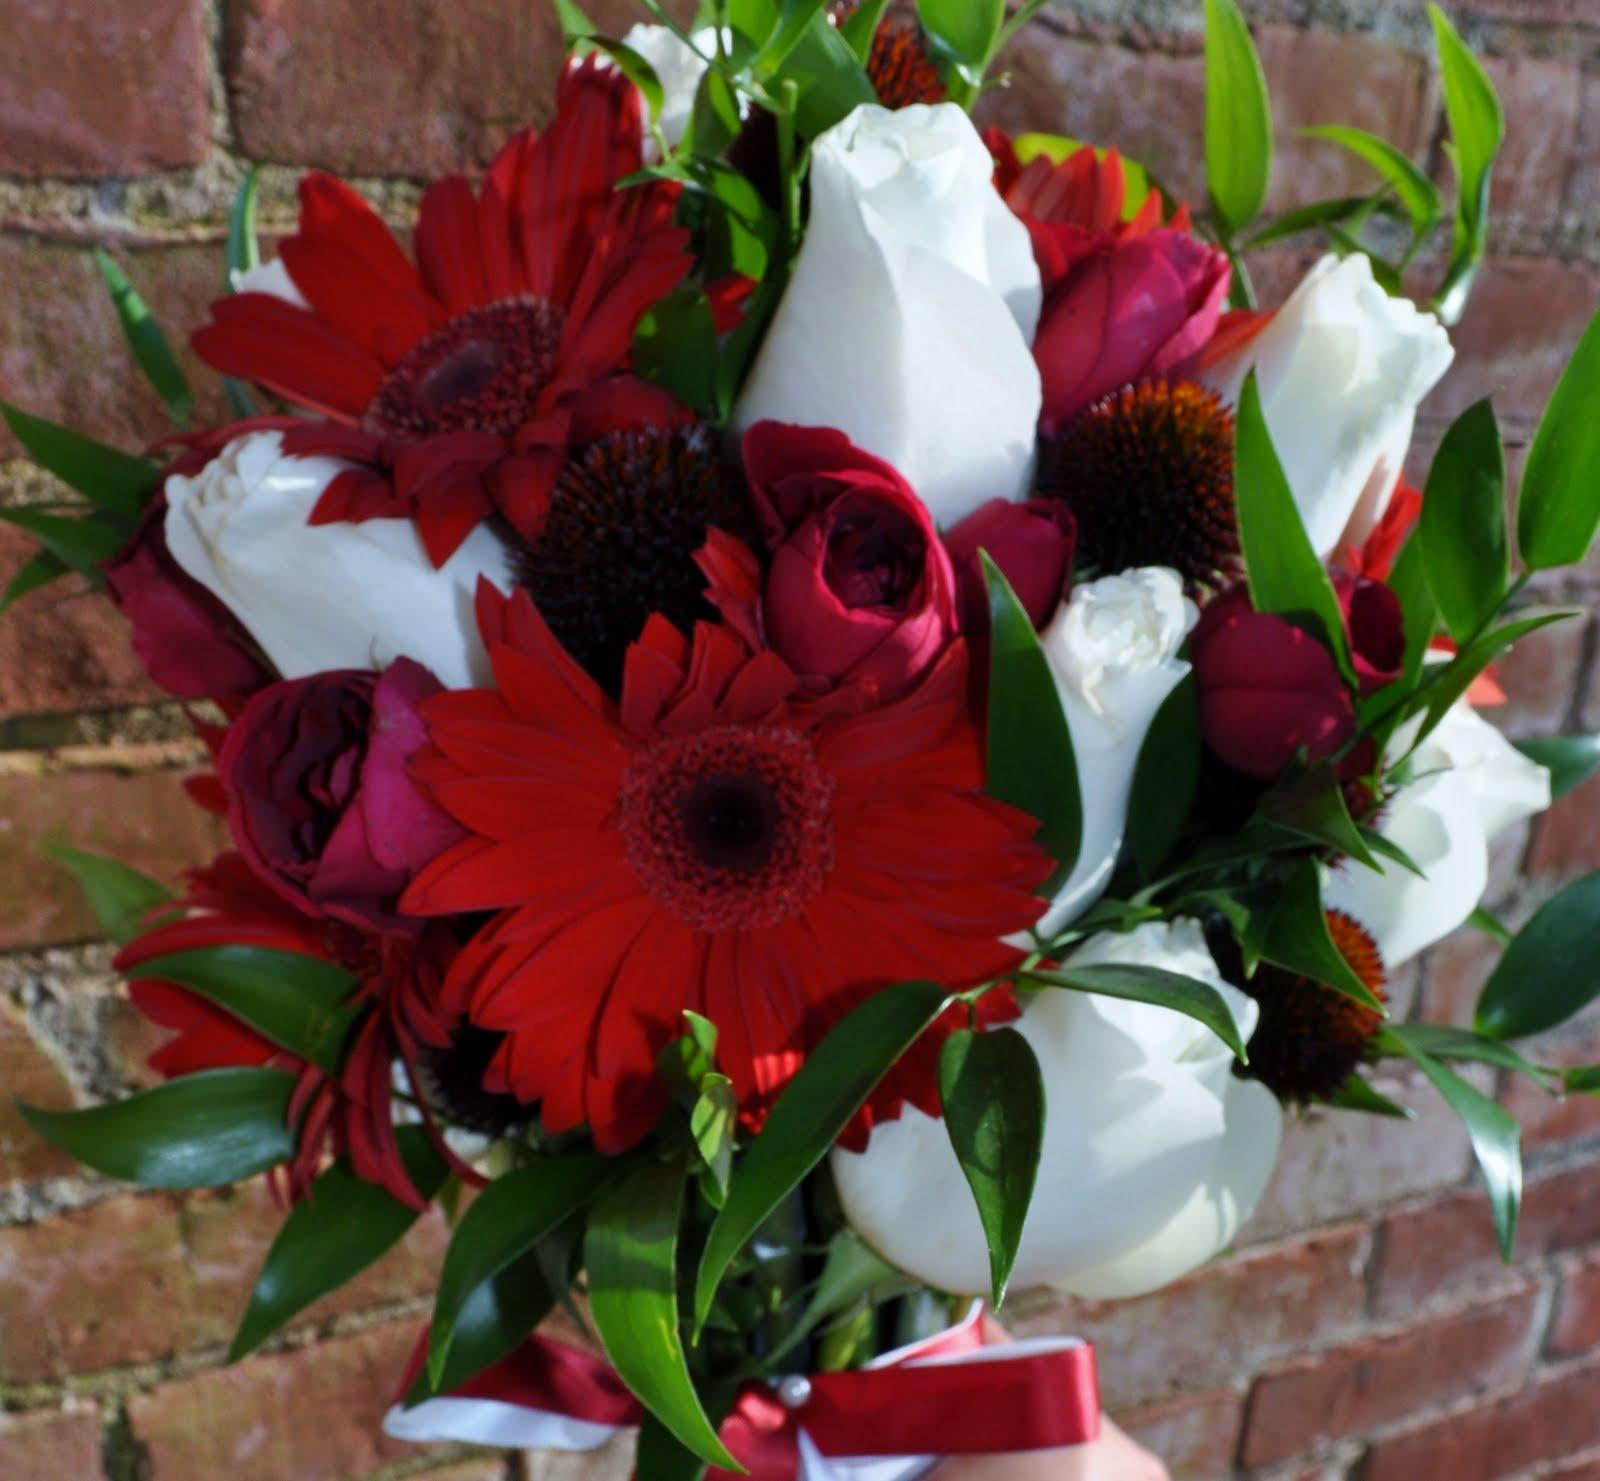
[1429,4,1504,323]
[757,0,834,71]
[1299,125,1443,234]
[94,249,193,429]
[0,548,68,612]
[1203,0,1273,234]
[1469,904,1514,945]
[1262,859,1384,1009]
[0,401,158,517]
[1565,1067,1600,1096]
[18,1068,296,1189]
[0,506,129,574]
[638,1413,716,1481]
[1386,531,1439,695]
[916,0,1005,71]
[634,288,720,416]
[121,947,360,1076]
[1242,193,1403,250]
[782,13,877,139]
[1260,767,1381,872]
[589,1161,738,1471]
[788,1230,899,1343]
[1387,1030,1521,1260]
[231,1129,449,1360]
[1415,611,1578,743]
[984,555,1081,894]
[1325,1074,1414,1119]
[409,1247,555,1402]
[694,979,952,1333]
[1128,676,1201,879]
[1420,399,1509,640]
[839,0,891,60]
[691,1074,737,1204]
[1387,1023,1556,1085]
[937,1027,1044,1308]
[1233,373,1353,674]
[227,164,263,279]
[1515,734,1600,800]
[1027,962,1250,1062]
[1475,871,1600,1041]
[1517,307,1600,571]
[429,1153,614,1383]
[45,845,172,944]
[589,38,666,119]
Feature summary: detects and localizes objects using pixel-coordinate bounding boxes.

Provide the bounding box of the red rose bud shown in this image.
[1333,571,1406,696]
[218,659,464,933]
[944,498,1076,633]
[1032,227,1232,430]
[1190,586,1355,780]
[103,496,272,701]
[742,422,957,701]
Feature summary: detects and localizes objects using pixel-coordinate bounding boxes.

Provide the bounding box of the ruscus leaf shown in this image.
[1204,0,1273,233]
[1475,871,1600,1042]
[1420,398,1509,640]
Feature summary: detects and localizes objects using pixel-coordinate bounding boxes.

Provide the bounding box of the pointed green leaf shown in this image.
[1516,307,1600,571]
[94,249,193,429]
[227,164,263,280]
[984,555,1081,893]
[18,1068,297,1188]
[1263,859,1384,1009]
[231,1130,449,1360]
[1261,767,1382,872]
[1027,962,1250,1062]
[840,0,891,59]
[937,1027,1044,1308]
[45,845,173,944]
[1204,0,1273,233]
[1415,611,1578,743]
[1429,4,1503,322]
[0,507,128,574]
[1475,871,1600,1042]
[1389,1023,1556,1086]
[1128,676,1201,879]
[758,0,834,71]
[694,979,952,1332]
[408,1247,555,1403]
[0,548,68,612]
[0,401,157,517]
[1565,1067,1600,1095]
[635,288,720,416]
[1299,125,1442,234]
[1421,399,1509,639]
[589,1161,739,1471]
[1514,734,1600,800]
[916,0,1004,71]
[1325,1074,1413,1119]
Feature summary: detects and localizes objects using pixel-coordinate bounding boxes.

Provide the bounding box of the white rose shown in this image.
[164,430,512,689]
[1200,253,1454,558]
[1031,569,1197,938]
[620,25,731,158]
[229,257,307,307]
[832,920,1282,1297]
[730,102,1042,527]
[1324,700,1550,967]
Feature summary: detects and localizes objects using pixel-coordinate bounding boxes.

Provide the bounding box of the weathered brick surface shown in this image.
[1529,771,1600,877]
[0,996,77,1188]
[0,0,211,178]
[1117,1389,1244,1481]
[1484,53,1585,232]
[0,1402,104,1479]
[1552,1251,1600,1359]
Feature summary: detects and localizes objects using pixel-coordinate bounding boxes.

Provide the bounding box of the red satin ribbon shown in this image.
[396,1318,1100,1480]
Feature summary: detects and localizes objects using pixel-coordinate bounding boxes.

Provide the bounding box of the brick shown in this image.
[127,1319,431,1481]
[1530,772,1600,878]
[521,1433,633,1481]
[980,34,1208,208]
[0,768,224,951]
[1553,1251,1600,1358]
[0,528,160,720]
[1499,1010,1600,1152]
[1420,930,1503,1028]
[0,238,225,458]
[0,997,78,1188]
[1362,1356,1600,1481]
[1566,67,1600,229]
[1116,1389,1243,1481]
[1243,1062,1471,1242]
[1493,615,1593,739]
[1256,26,1432,214]
[1375,1158,1600,1320]
[1482,54,1583,231]
[422,1462,508,1481]
[1550,1454,1600,1481]
[1008,1224,1370,1408]
[224,0,695,176]
[0,1402,104,1479]
[0,0,210,178]
[1432,256,1600,424]
[1240,1283,1544,1467]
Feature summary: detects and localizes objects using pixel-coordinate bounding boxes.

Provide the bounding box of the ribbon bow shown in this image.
[385,1309,1099,1481]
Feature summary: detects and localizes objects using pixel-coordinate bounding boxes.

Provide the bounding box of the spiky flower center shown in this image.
[618,725,836,933]
[365,297,565,440]
[1039,379,1240,598]
[520,421,758,693]
[414,1023,528,1134]
[1243,910,1388,1104]
[831,1,946,108]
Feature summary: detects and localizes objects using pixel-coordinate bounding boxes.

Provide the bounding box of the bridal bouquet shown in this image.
[9,0,1600,1473]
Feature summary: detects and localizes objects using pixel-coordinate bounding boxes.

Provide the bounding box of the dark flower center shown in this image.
[619,725,836,932]
[823,495,926,613]
[520,421,760,694]
[365,297,565,440]
[414,1022,529,1135]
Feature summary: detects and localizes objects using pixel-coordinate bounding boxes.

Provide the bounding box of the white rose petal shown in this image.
[1031,568,1198,937]
[620,25,732,159]
[164,430,512,689]
[1200,253,1454,558]
[731,103,1042,527]
[832,920,1279,1296]
[229,257,309,309]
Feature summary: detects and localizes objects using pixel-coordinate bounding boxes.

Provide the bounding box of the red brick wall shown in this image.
[1,2,1597,1478]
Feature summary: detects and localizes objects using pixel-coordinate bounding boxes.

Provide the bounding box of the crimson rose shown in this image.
[218,658,463,932]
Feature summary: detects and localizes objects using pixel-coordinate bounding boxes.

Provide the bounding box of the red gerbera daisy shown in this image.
[401,585,1051,1154]
[118,853,464,1209]
[191,58,693,565]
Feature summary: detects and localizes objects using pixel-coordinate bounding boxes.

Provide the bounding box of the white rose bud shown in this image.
[1033,568,1197,938]
[164,430,512,690]
[229,257,308,307]
[1324,700,1550,967]
[1200,253,1454,557]
[832,919,1282,1297]
[731,102,1043,526]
